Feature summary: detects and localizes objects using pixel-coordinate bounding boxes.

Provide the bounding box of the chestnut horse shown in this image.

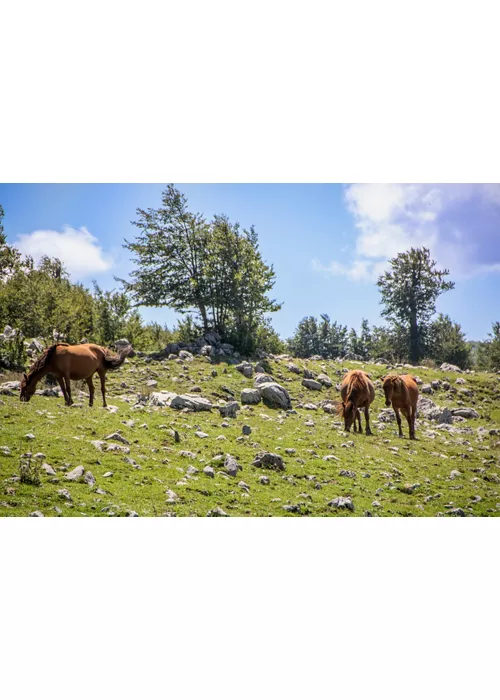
[339,370,375,435]
[382,374,419,440]
[20,343,133,407]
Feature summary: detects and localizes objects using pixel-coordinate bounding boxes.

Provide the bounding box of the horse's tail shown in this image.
[102,346,133,370]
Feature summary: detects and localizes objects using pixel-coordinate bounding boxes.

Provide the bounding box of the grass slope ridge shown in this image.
[1,354,499,517]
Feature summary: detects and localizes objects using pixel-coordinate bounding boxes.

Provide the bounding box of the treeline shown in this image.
[1,195,499,372]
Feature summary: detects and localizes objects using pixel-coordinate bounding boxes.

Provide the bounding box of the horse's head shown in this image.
[20,373,36,402]
[382,375,397,407]
[338,400,356,432]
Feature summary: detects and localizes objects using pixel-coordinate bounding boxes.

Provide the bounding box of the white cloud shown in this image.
[315,183,500,282]
[15,226,113,278]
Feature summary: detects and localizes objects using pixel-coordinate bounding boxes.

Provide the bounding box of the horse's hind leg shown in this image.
[394,407,403,437]
[409,405,417,440]
[356,409,362,433]
[364,407,373,436]
[86,376,95,407]
[97,369,107,407]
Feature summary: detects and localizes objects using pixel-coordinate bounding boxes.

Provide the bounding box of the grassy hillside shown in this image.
[1,353,499,517]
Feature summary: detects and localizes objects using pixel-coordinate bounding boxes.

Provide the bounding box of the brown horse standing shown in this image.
[382,374,419,440]
[20,343,133,407]
[339,370,375,435]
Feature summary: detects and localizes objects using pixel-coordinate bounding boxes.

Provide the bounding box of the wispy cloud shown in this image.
[314,184,500,282]
[15,226,113,278]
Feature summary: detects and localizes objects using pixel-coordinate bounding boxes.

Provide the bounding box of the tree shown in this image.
[92,283,131,344]
[0,205,22,279]
[377,247,455,363]
[427,314,471,368]
[288,315,348,358]
[477,322,500,371]
[120,186,280,353]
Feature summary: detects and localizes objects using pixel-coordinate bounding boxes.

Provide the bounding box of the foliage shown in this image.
[120,186,281,354]
[377,247,455,363]
[0,205,22,280]
[91,283,131,345]
[253,317,286,355]
[477,322,500,371]
[0,329,27,370]
[288,315,348,358]
[426,314,471,368]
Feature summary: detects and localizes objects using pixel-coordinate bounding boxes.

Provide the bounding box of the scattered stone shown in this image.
[179,450,197,459]
[451,408,479,419]
[440,363,462,373]
[41,462,57,476]
[103,471,114,478]
[65,465,84,481]
[235,362,253,378]
[195,431,209,439]
[302,378,322,391]
[328,496,354,512]
[450,469,462,479]
[421,384,433,394]
[83,471,96,486]
[25,433,36,440]
[317,373,333,387]
[170,394,213,412]
[166,489,179,503]
[252,452,285,471]
[218,401,240,418]
[203,466,215,478]
[339,470,356,478]
[259,475,270,485]
[57,489,72,501]
[29,511,44,517]
[126,511,139,517]
[224,454,241,477]
[104,432,130,445]
[206,506,229,517]
[242,425,251,435]
[282,504,301,513]
[259,382,292,410]
[241,388,261,405]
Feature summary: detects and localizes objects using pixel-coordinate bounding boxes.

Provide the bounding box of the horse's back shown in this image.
[342,369,374,406]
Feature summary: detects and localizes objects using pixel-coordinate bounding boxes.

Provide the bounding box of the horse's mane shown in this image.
[27,343,67,378]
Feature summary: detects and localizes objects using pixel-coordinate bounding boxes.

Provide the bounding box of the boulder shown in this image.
[258,382,292,410]
[451,407,480,419]
[170,394,213,411]
[287,363,301,374]
[219,401,240,418]
[178,350,194,362]
[302,378,322,391]
[317,373,333,387]
[328,496,354,511]
[241,388,262,405]
[224,454,241,477]
[440,363,462,373]
[252,452,285,471]
[254,372,275,386]
[235,362,253,378]
[149,391,177,407]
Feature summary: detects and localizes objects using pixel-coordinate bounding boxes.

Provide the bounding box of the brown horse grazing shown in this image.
[339,370,375,435]
[20,343,133,407]
[382,374,419,440]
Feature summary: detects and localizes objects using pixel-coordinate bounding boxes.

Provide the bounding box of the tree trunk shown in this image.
[410,307,419,363]
[198,302,209,333]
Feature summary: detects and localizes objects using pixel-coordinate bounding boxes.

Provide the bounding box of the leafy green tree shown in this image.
[477,322,500,371]
[0,205,22,279]
[120,186,280,354]
[427,314,471,368]
[92,283,131,344]
[253,317,286,355]
[377,247,455,363]
[288,316,320,357]
[288,315,348,358]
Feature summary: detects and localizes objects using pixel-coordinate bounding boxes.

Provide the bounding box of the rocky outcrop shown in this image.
[258,382,292,410]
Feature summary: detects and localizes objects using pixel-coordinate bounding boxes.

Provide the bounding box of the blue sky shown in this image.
[1,183,499,341]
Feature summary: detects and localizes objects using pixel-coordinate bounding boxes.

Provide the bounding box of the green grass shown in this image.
[1,354,499,516]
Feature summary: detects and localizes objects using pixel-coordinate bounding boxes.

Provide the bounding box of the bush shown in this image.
[0,328,27,370]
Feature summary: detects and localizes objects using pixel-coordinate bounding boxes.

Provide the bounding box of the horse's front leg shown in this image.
[97,369,107,407]
[63,375,73,405]
[364,407,372,435]
[86,376,95,407]
[56,376,70,405]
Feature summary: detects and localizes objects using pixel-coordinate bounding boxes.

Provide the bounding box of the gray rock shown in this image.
[241,388,262,405]
[235,362,253,378]
[287,363,301,374]
[83,471,96,486]
[339,470,356,478]
[170,394,213,412]
[41,462,57,476]
[179,350,194,361]
[126,511,139,517]
[451,408,479,419]
[259,475,270,485]
[65,465,84,481]
[206,506,229,517]
[421,384,433,394]
[166,489,179,503]
[103,471,114,478]
[440,363,462,373]
[25,433,36,440]
[203,465,215,478]
[259,382,292,410]
[0,446,11,455]
[29,339,44,353]
[146,379,158,388]
[437,407,453,424]
[328,496,354,511]
[282,504,301,513]
[303,368,316,379]
[218,401,240,418]
[254,373,275,386]
[29,510,44,517]
[57,489,72,501]
[317,373,333,387]
[149,391,177,407]
[224,454,241,477]
[252,452,285,471]
[431,380,441,390]
[302,379,322,391]
[242,425,251,435]
[195,431,209,438]
[104,432,130,445]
